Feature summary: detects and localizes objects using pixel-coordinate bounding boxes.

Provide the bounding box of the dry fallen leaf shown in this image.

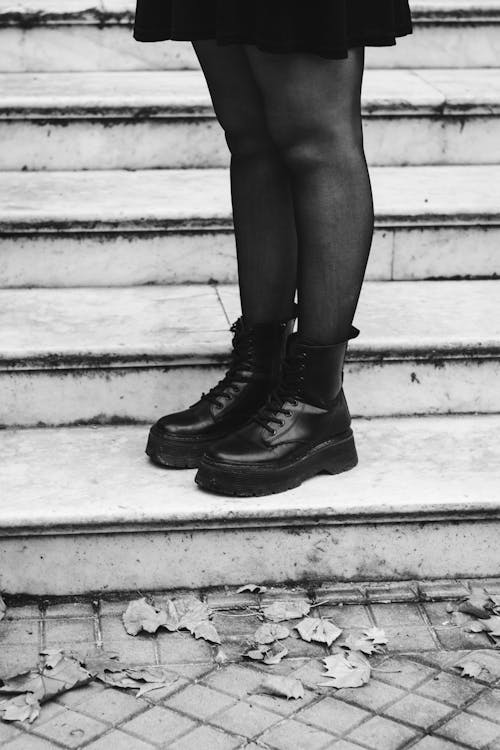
[214,647,229,668]
[295,617,342,647]
[122,598,167,635]
[246,642,289,665]
[457,588,493,619]
[0,651,91,723]
[343,634,378,656]
[320,651,371,689]
[123,597,221,645]
[0,693,40,723]
[363,627,388,645]
[262,600,311,623]
[483,616,500,638]
[455,659,484,679]
[191,620,221,645]
[257,675,304,700]
[254,623,290,645]
[237,584,268,594]
[262,642,289,665]
[466,620,490,634]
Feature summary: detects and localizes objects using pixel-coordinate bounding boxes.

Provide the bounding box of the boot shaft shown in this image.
[285,325,359,409]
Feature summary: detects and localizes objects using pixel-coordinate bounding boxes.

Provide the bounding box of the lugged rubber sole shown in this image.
[194,432,358,497]
[146,426,217,469]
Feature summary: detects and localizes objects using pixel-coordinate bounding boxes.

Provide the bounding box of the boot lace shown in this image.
[198,320,258,409]
[252,351,307,435]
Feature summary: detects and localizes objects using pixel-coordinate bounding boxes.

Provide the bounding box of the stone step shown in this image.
[0,280,498,427]
[0,414,498,594]
[0,0,499,71]
[1,68,499,170]
[1,165,499,287]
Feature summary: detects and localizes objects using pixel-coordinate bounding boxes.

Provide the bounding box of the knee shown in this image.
[265,111,365,172]
[224,126,277,160]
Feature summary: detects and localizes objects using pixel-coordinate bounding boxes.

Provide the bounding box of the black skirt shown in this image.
[133,0,413,60]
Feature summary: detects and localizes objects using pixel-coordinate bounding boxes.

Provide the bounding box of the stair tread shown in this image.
[1,415,498,533]
[0,281,498,369]
[1,0,499,25]
[2,165,499,232]
[1,68,499,116]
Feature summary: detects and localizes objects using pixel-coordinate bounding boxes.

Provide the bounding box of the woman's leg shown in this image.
[192,41,298,324]
[243,46,374,344]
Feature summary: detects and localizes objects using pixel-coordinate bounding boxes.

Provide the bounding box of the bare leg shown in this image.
[244,46,374,343]
[192,41,298,324]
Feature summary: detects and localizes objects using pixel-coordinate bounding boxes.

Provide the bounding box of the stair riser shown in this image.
[1,519,497,595]
[1,359,498,427]
[1,226,498,288]
[1,116,499,170]
[0,25,499,72]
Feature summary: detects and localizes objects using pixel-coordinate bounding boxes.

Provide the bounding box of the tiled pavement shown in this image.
[1,580,500,749]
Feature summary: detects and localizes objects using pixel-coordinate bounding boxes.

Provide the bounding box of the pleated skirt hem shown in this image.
[133,26,413,59]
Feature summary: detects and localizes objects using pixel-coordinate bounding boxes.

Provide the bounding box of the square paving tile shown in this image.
[211,700,280,738]
[372,657,437,690]
[436,712,500,748]
[45,602,95,619]
[467,689,500,723]
[203,664,264,698]
[383,626,437,652]
[0,722,22,744]
[4,605,41,620]
[76,687,144,724]
[246,688,317,717]
[411,737,463,749]
[0,644,41,679]
[260,718,333,750]
[417,670,483,707]
[44,617,95,646]
[384,693,455,730]
[121,706,195,744]
[86,729,155,749]
[319,605,371,628]
[336,679,406,712]
[165,683,236,720]
[0,619,39,645]
[211,612,262,641]
[3,736,60,749]
[103,639,157,665]
[34,709,108,748]
[56,681,105,708]
[157,632,213,664]
[434,627,491,651]
[297,696,370,735]
[169,725,241,750]
[348,715,419,750]
[371,603,426,627]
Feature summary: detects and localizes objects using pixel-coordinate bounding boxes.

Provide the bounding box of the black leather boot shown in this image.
[195,325,360,496]
[146,309,297,468]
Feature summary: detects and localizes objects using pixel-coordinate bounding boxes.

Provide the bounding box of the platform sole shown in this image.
[195,432,358,497]
[146,426,218,469]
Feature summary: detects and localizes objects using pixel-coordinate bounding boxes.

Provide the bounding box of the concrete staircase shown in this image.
[0,0,499,595]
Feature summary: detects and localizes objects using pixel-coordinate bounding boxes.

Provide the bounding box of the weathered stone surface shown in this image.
[1,165,498,231]
[0,415,499,593]
[1,1,499,72]
[0,281,498,425]
[0,70,499,170]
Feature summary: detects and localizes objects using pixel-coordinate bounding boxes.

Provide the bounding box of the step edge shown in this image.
[1,342,500,372]
[2,505,500,538]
